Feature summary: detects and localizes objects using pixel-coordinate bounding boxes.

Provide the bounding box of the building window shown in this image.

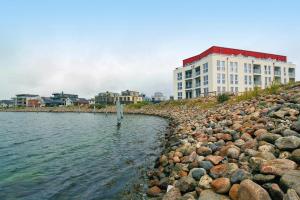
[178,92,182,99]
[269,77,271,83]
[284,78,287,84]
[265,77,268,86]
[244,75,248,85]
[268,66,271,74]
[177,72,182,80]
[177,82,182,90]
[231,87,234,93]
[235,87,238,93]
[235,75,238,84]
[185,80,192,89]
[264,66,267,74]
[185,70,192,79]
[249,75,252,85]
[203,63,208,73]
[244,63,248,73]
[196,77,201,87]
[222,74,225,84]
[217,86,221,94]
[196,89,201,97]
[230,62,234,72]
[204,88,209,96]
[222,87,226,92]
[234,62,238,73]
[217,73,221,84]
[186,91,192,99]
[203,75,208,85]
[195,66,200,76]
[230,62,238,73]
[230,74,234,84]
[245,87,248,91]
[248,64,252,73]
[284,67,286,76]
[217,60,225,71]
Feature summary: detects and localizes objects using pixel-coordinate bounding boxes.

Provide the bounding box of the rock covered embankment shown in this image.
[144,83,300,200]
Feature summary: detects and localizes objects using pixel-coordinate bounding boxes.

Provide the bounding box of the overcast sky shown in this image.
[0,0,299,99]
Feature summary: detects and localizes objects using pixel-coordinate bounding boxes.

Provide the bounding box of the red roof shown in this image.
[183,46,287,66]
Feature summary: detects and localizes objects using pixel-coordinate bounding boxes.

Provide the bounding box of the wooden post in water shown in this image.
[120,104,124,119]
[116,99,122,126]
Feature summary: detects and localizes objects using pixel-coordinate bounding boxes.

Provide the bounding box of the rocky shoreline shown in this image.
[2,83,300,200]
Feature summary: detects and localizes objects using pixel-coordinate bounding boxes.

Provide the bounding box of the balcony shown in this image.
[274,71,281,76]
[289,68,295,77]
[195,71,200,77]
[254,80,261,86]
[253,64,261,74]
[195,82,201,88]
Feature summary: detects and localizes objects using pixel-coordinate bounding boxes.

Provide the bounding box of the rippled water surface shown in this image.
[0,112,168,200]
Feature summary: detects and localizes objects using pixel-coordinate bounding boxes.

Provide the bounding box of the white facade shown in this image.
[173,52,296,100]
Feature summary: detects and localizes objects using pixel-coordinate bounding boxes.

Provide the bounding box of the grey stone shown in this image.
[280,170,300,196]
[198,189,230,200]
[275,136,300,150]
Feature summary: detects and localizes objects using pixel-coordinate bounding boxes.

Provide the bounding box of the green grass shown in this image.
[217,93,230,103]
[126,101,153,109]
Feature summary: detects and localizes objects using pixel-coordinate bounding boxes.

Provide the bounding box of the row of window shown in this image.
[230,74,239,84]
[177,75,209,90]
[178,88,209,99]
[177,62,209,80]
[244,75,253,85]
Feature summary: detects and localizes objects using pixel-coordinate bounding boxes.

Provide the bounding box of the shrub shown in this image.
[127,101,152,109]
[89,104,106,109]
[217,93,230,103]
[265,82,280,95]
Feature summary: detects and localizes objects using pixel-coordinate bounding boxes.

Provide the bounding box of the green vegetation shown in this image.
[217,93,230,103]
[126,101,152,109]
[89,104,106,109]
[265,82,281,95]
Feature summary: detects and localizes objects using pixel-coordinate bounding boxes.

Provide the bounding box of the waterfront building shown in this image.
[15,94,41,107]
[73,98,89,106]
[173,46,296,100]
[95,90,143,105]
[152,92,166,103]
[118,90,143,104]
[40,97,64,107]
[0,100,14,108]
[95,92,120,105]
[51,92,78,106]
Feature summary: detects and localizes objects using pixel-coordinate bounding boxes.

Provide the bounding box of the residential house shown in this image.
[15,94,41,107]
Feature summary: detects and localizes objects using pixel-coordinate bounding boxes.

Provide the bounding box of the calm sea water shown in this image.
[0,112,168,200]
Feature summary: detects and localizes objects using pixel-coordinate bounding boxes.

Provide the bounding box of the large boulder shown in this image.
[238,179,271,200]
[291,121,300,133]
[210,163,238,179]
[198,189,230,200]
[162,187,182,200]
[175,176,197,193]
[280,170,300,196]
[260,159,297,176]
[211,178,231,194]
[275,136,300,150]
[147,186,161,197]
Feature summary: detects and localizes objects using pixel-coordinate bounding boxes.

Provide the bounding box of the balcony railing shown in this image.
[289,72,295,77]
[254,81,261,85]
[185,74,192,79]
[195,71,200,76]
[274,71,281,76]
[195,82,201,88]
[186,84,193,89]
[253,69,261,74]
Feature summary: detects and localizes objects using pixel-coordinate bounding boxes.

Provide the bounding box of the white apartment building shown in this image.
[173,46,296,100]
